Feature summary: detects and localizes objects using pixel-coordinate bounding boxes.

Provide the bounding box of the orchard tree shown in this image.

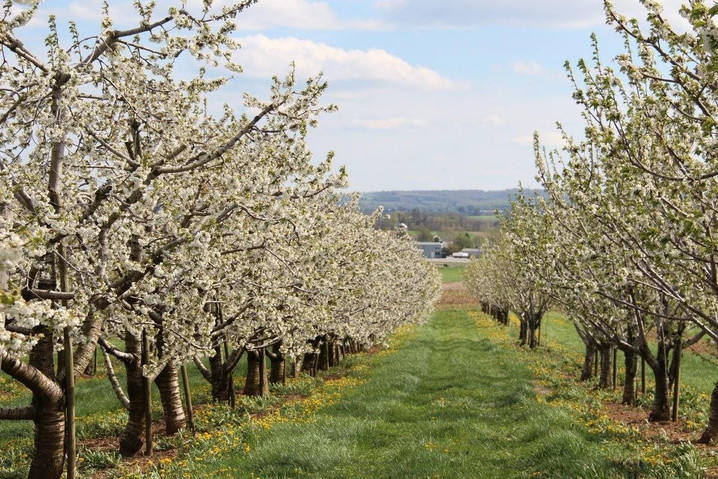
[465,202,552,350]
[0,0,342,475]
[527,0,718,425]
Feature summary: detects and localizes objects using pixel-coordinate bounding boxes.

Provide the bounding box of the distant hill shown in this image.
[359,189,544,214]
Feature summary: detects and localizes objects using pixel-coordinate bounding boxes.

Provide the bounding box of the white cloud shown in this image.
[235,35,465,91]
[189,0,391,31]
[456,114,505,127]
[512,131,564,147]
[30,0,389,33]
[18,0,138,29]
[350,117,427,130]
[510,61,567,82]
[486,114,504,126]
[511,61,546,77]
[233,0,342,30]
[373,0,688,29]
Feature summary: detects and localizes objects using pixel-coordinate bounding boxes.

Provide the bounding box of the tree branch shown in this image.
[156,102,278,175]
[101,346,130,410]
[80,15,176,67]
[193,356,211,382]
[98,337,136,364]
[0,350,62,400]
[0,405,35,420]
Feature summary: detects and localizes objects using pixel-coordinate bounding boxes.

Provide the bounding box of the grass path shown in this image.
[209,307,630,479]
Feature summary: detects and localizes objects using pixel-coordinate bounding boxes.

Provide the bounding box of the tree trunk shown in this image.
[300,352,314,373]
[209,346,232,402]
[28,397,65,479]
[259,348,269,396]
[580,341,596,381]
[649,365,671,422]
[119,332,145,457]
[318,336,330,371]
[622,348,637,405]
[518,318,528,346]
[243,350,262,396]
[25,329,65,479]
[598,345,611,389]
[528,324,538,349]
[269,344,285,385]
[498,308,509,325]
[83,347,97,376]
[644,331,671,422]
[329,341,339,367]
[154,362,186,434]
[699,380,718,443]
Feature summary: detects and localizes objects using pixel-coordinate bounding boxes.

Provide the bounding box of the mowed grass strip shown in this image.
[203,310,630,479]
[437,264,465,283]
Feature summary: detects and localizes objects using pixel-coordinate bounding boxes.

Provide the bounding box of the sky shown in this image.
[13,0,688,192]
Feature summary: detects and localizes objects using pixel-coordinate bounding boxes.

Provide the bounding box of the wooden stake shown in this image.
[180,364,195,432]
[64,328,76,479]
[612,348,617,390]
[223,342,235,408]
[594,350,598,377]
[641,358,646,395]
[142,329,153,456]
[537,324,541,348]
[259,348,269,396]
[672,339,682,422]
[58,243,75,479]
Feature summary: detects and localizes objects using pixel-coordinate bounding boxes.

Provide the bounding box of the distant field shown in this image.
[466,215,500,223]
[409,230,494,241]
[437,265,465,283]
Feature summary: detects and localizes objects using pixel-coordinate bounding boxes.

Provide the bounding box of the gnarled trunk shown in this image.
[580,341,596,381]
[154,362,186,434]
[29,396,65,479]
[518,318,528,346]
[209,345,232,402]
[528,324,538,349]
[318,336,330,371]
[244,350,261,396]
[699,380,718,443]
[26,329,65,479]
[598,345,611,389]
[269,344,285,385]
[243,350,268,396]
[649,359,671,422]
[119,332,145,457]
[622,348,637,405]
[300,352,314,372]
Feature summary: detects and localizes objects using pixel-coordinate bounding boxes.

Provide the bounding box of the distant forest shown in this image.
[358,188,544,215]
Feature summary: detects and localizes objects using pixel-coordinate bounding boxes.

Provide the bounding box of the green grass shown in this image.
[437,265,465,283]
[0,349,253,477]
[5,301,714,478]
[196,310,637,479]
[541,310,718,398]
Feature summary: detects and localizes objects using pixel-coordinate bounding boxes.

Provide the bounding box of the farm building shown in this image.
[416,242,444,258]
[461,248,481,258]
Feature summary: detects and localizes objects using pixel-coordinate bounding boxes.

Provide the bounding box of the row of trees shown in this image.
[467,0,718,444]
[0,2,441,478]
[375,210,499,234]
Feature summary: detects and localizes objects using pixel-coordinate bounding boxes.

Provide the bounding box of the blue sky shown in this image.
[15,0,688,192]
